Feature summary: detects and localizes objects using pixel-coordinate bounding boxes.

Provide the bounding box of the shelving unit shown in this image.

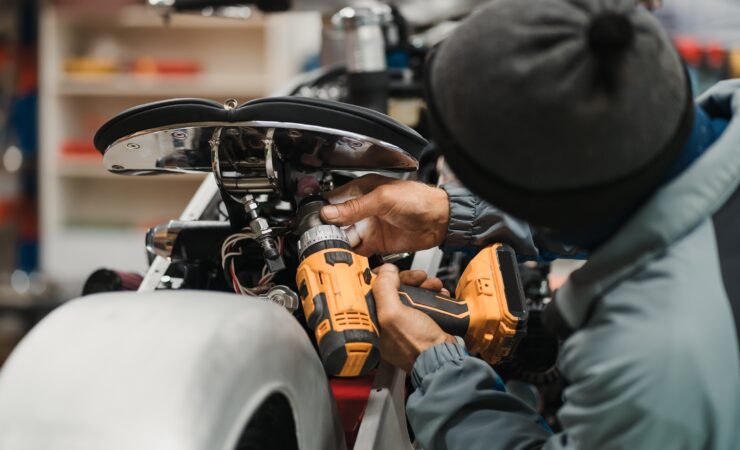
[58,73,268,97]
[0,9,16,277]
[39,3,321,296]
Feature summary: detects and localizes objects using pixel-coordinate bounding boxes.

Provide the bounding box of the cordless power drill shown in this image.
[294,197,528,377]
[296,197,527,377]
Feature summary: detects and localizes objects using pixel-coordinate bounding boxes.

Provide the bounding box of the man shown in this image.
[320,0,740,448]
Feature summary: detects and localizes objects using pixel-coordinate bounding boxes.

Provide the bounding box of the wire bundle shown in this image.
[220,231,285,296]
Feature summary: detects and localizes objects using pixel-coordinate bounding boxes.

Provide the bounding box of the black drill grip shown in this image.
[396,285,470,338]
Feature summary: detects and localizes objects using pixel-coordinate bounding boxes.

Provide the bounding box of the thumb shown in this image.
[321,191,384,226]
[372,264,403,322]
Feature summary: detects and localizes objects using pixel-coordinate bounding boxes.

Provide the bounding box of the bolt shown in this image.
[249,217,271,234]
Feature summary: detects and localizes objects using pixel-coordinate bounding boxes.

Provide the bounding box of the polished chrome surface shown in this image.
[146,220,182,259]
[331,3,392,73]
[331,3,393,29]
[104,121,418,176]
[220,177,274,193]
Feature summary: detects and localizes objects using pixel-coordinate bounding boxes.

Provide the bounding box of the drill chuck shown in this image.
[296,196,352,260]
[297,225,350,259]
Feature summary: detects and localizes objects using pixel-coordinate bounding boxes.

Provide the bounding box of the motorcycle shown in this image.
[0,1,564,449]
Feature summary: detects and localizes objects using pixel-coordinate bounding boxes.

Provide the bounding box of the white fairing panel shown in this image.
[0,291,345,450]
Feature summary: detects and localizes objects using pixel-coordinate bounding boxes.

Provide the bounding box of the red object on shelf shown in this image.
[674,35,703,67]
[17,199,38,240]
[156,59,202,76]
[330,375,376,449]
[62,139,100,157]
[0,200,16,227]
[17,48,38,95]
[706,41,727,70]
[132,57,201,76]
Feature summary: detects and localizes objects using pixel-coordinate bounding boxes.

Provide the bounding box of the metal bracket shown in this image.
[353,362,413,450]
[138,174,220,292]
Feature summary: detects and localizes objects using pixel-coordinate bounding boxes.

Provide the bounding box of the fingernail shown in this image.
[322,205,339,220]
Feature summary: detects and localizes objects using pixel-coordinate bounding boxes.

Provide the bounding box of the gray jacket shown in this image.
[407,81,740,450]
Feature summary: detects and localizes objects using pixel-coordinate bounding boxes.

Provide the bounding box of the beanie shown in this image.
[425,0,693,231]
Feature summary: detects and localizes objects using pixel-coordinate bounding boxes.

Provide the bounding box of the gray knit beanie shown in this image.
[426,0,692,231]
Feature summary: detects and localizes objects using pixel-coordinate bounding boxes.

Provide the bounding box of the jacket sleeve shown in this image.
[406,282,709,450]
[406,342,553,450]
[696,79,740,119]
[406,333,668,450]
[441,183,584,261]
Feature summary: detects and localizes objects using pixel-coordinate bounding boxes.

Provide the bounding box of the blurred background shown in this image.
[0,0,739,365]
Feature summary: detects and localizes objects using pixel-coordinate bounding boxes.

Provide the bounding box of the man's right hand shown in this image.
[320,174,450,256]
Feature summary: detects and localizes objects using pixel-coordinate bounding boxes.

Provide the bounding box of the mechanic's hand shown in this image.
[374,264,455,372]
[321,174,449,256]
[397,269,451,297]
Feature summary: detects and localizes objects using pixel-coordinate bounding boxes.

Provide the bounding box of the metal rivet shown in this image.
[125,143,140,150]
[172,130,187,139]
[224,98,238,110]
[288,129,302,138]
[111,164,125,171]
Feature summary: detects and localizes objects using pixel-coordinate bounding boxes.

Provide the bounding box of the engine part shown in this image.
[82,269,143,296]
[243,195,285,273]
[147,220,232,261]
[265,285,300,313]
[331,2,393,112]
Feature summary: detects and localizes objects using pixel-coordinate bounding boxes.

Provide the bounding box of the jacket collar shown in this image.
[550,101,740,333]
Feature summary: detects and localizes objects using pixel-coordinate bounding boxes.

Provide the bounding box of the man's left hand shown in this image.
[374,264,456,372]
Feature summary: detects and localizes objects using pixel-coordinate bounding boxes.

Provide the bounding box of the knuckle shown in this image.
[346,198,362,216]
[375,185,393,204]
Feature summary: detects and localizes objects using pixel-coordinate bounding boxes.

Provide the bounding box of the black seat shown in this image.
[94,97,427,159]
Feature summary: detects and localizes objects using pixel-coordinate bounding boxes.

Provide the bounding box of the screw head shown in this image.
[342,137,364,148]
